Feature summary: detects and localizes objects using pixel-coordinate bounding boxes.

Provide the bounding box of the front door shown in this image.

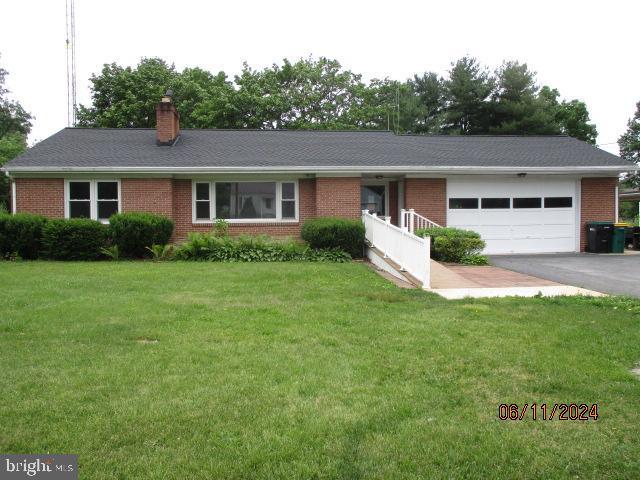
[361,184,386,217]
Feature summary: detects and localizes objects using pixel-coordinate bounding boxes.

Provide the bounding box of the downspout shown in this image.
[4,171,15,214]
[11,178,16,214]
[615,184,619,223]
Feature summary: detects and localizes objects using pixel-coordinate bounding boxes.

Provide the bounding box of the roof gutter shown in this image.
[2,165,637,175]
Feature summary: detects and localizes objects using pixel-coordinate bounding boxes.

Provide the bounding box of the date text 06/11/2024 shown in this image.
[498,403,599,421]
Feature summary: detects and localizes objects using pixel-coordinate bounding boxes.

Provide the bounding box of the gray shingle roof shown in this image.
[3,128,634,172]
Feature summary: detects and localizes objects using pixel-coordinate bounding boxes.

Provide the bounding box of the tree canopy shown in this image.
[618,101,640,188]
[0,55,32,209]
[77,55,598,144]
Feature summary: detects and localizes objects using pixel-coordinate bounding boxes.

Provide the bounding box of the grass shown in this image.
[1,261,640,479]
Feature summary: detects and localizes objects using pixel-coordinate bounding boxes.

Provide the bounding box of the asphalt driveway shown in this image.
[489,253,640,297]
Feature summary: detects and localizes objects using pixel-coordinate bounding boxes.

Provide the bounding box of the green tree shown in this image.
[75,55,600,144]
[618,101,640,189]
[443,56,495,134]
[555,99,597,144]
[619,101,640,164]
[408,72,445,133]
[234,57,365,130]
[77,58,178,127]
[171,67,238,129]
[489,61,557,135]
[77,58,239,129]
[0,56,32,209]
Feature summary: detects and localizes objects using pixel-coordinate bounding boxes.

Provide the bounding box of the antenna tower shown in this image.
[65,0,77,126]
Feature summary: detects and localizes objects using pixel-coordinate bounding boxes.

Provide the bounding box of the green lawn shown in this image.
[1,261,640,479]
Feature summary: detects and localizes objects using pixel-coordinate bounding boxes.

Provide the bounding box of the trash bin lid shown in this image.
[587,221,614,225]
[615,223,631,227]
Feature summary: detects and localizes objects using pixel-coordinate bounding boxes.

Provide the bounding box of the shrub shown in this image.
[415,226,485,263]
[301,217,365,258]
[108,212,174,258]
[0,213,48,259]
[42,219,108,260]
[100,245,120,260]
[213,219,229,237]
[174,233,351,263]
[460,253,489,266]
[146,244,174,261]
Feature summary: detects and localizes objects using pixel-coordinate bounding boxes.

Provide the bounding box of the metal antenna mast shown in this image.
[65,0,77,126]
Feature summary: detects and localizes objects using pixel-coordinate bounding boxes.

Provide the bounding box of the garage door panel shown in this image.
[475,226,518,240]
[446,177,577,254]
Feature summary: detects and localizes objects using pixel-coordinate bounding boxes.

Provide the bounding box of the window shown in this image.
[513,197,542,209]
[195,183,211,220]
[69,181,91,218]
[193,181,298,222]
[544,197,572,208]
[481,198,510,209]
[217,182,276,219]
[281,182,296,219]
[449,198,478,209]
[97,182,119,220]
[67,180,120,221]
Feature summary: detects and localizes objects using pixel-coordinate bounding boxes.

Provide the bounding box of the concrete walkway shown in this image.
[365,248,604,299]
[428,260,603,299]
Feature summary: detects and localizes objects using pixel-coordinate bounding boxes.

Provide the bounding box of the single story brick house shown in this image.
[3,93,636,254]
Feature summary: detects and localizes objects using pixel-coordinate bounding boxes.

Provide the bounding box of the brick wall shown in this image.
[156,102,180,145]
[404,178,447,226]
[315,177,361,219]
[172,178,317,242]
[121,178,174,217]
[580,177,617,251]
[14,178,65,218]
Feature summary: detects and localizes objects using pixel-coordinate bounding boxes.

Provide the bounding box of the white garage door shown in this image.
[447,177,578,254]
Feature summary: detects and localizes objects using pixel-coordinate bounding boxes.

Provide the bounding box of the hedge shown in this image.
[108,212,174,258]
[41,219,108,261]
[415,226,486,263]
[0,213,48,259]
[301,217,365,258]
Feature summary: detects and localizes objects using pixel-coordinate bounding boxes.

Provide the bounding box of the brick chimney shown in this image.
[156,90,180,145]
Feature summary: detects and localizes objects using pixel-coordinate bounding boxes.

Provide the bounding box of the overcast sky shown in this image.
[1,0,637,154]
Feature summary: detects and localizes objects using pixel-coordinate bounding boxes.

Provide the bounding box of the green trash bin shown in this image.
[612,224,627,253]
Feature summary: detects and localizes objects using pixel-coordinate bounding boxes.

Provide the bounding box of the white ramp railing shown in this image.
[401,208,441,234]
[362,210,431,289]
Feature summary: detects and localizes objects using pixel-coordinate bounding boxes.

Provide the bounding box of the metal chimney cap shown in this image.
[165,89,173,97]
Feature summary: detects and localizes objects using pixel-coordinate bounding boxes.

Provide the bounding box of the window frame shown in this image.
[191,180,299,224]
[64,179,121,223]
